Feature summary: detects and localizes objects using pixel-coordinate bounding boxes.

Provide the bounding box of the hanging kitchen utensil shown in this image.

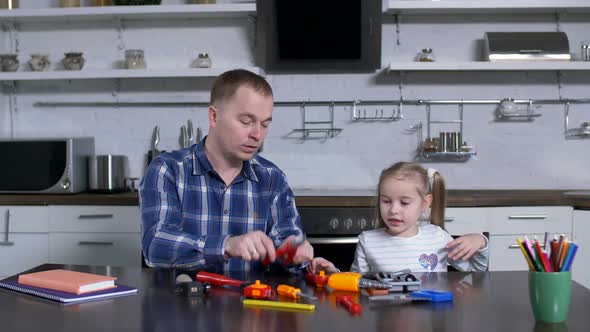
[180,125,187,148]
[147,125,161,166]
[196,127,202,143]
[187,119,195,146]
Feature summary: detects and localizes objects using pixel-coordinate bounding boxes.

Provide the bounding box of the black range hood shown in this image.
[256,0,382,72]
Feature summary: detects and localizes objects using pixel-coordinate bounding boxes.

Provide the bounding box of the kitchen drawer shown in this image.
[489,233,571,271]
[48,206,140,233]
[0,234,49,279]
[443,207,489,235]
[488,206,572,235]
[0,206,48,233]
[49,233,141,267]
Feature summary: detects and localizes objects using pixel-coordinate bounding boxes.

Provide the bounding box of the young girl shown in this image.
[310,162,488,273]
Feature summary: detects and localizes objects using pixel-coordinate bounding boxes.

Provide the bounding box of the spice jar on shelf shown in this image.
[0,0,19,9]
[192,53,212,68]
[422,138,438,153]
[417,48,435,62]
[125,49,146,69]
[1,54,19,72]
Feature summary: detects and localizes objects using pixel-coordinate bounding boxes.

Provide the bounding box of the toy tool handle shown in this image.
[196,271,246,287]
[277,284,300,299]
[336,295,362,315]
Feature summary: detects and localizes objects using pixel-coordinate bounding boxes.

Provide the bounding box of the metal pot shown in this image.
[88,155,128,192]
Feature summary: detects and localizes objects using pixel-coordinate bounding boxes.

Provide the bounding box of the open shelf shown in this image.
[0,67,264,81]
[0,4,256,23]
[385,61,590,72]
[385,0,589,15]
[420,151,477,161]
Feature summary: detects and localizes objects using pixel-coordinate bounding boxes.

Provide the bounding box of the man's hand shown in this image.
[290,237,313,264]
[224,231,276,262]
[446,233,487,261]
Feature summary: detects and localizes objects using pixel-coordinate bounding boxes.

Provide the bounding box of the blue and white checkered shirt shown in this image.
[139,137,303,273]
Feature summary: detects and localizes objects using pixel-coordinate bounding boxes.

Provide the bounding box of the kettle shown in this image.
[88,155,128,193]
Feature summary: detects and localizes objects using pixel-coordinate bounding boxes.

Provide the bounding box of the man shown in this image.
[139,69,313,272]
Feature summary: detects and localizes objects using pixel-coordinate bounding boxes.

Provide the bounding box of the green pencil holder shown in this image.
[528,271,572,323]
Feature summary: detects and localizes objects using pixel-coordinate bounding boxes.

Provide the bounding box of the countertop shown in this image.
[0,264,589,332]
[0,190,589,209]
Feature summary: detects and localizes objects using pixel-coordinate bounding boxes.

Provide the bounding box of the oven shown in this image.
[299,207,377,272]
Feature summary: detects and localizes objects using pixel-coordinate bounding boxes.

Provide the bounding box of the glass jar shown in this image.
[125,49,146,69]
[29,54,50,71]
[417,48,435,62]
[60,0,80,7]
[92,0,111,5]
[422,138,438,153]
[0,0,19,9]
[62,52,85,71]
[192,53,212,68]
[1,54,19,72]
[192,0,216,4]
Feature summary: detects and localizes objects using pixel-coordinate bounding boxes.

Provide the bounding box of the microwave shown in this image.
[0,138,94,193]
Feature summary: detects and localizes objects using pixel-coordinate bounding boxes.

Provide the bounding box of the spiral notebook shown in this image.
[0,279,137,305]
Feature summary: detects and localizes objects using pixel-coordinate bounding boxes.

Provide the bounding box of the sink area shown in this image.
[563,191,590,197]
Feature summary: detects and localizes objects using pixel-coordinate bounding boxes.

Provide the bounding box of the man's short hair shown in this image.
[210,69,273,107]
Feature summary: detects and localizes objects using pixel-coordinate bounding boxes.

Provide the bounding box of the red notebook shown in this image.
[17,269,117,295]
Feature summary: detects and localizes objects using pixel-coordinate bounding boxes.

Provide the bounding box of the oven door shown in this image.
[308,236,359,272]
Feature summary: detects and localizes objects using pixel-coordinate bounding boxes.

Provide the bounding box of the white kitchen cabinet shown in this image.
[443,207,489,235]
[487,206,573,271]
[48,206,141,268]
[488,206,573,235]
[573,210,590,289]
[0,206,49,279]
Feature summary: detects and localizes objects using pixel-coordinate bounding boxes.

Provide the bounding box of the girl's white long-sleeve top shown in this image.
[350,223,489,273]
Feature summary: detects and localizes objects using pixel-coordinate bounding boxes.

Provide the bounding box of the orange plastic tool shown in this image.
[328,272,390,292]
[277,284,317,300]
[243,280,276,300]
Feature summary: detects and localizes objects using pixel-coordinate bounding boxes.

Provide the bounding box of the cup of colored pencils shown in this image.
[516,234,578,323]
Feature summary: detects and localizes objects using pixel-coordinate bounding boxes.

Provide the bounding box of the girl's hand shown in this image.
[446,233,487,261]
[307,257,339,274]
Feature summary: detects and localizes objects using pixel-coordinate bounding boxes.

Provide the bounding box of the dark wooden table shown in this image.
[1,264,588,332]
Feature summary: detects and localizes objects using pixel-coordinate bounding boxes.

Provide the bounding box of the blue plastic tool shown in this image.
[409,289,454,302]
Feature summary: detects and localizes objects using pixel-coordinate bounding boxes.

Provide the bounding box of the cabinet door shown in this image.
[488,206,572,235]
[573,210,590,289]
[0,206,49,279]
[49,233,141,267]
[48,205,141,268]
[444,207,489,235]
[48,206,140,232]
[489,233,571,271]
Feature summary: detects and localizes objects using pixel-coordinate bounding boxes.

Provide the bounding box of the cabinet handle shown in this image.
[509,243,545,249]
[508,214,548,220]
[307,237,359,245]
[0,210,14,246]
[444,217,455,222]
[78,241,114,246]
[78,214,114,220]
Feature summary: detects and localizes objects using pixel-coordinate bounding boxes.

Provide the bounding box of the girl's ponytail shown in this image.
[429,171,447,229]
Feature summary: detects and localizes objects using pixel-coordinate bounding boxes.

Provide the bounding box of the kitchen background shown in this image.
[1,0,589,191]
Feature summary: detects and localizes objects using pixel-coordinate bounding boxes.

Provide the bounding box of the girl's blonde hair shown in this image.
[374,162,447,229]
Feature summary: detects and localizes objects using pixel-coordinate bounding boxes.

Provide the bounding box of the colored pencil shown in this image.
[563,243,578,272]
[534,239,552,272]
[558,241,570,271]
[516,238,535,271]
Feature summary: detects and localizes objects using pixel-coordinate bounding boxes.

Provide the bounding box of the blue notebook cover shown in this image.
[0,280,137,305]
